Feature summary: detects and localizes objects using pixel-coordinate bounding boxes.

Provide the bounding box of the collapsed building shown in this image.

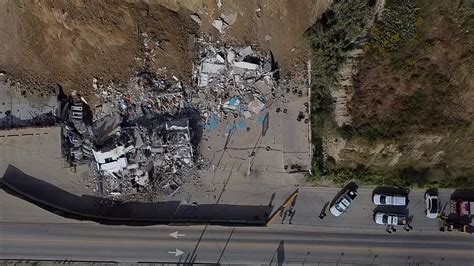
[59,74,198,197]
[58,38,280,199]
[193,39,279,128]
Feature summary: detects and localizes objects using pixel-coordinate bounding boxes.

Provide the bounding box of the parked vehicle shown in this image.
[425,192,439,218]
[329,189,358,217]
[374,212,408,225]
[372,193,407,206]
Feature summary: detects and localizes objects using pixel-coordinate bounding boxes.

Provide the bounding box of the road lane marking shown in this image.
[170,231,185,239]
[168,248,184,256]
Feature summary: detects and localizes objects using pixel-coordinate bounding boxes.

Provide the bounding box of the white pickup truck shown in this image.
[372,193,407,206]
[374,212,408,225]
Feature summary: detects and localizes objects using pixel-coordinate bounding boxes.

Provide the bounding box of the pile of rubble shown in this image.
[193,38,280,129]
[58,37,281,199]
[59,72,198,197]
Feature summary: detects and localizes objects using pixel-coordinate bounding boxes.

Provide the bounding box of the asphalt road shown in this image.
[2,178,474,265]
[1,161,473,265]
[1,222,473,265]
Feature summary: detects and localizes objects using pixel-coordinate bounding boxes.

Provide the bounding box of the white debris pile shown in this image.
[89,116,196,197]
[61,72,200,197]
[193,38,279,123]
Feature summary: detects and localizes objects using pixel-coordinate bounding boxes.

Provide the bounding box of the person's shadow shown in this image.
[319,201,329,219]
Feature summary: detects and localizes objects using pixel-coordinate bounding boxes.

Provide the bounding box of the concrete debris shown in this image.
[59,70,199,197]
[212,18,227,34]
[233,61,259,70]
[192,38,279,125]
[58,36,281,199]
[201,62,226,74]
[221,12,238,26]
[93,145,128,174]
[190,14,202,25]
[239,46,253,57]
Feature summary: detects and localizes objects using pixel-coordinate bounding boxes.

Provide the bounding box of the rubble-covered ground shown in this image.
[55,36,311,201]
[0,0,318,202]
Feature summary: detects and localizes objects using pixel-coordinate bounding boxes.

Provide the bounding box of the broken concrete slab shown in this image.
[216,54,225,64]
[198,73,209,87]
[212,18,228,34]
[221,12,238,25]
[227,49,236,63]
[201,62,226,74]
[233,61,259,70]
[190,14,202,25]
[239,46,253,58]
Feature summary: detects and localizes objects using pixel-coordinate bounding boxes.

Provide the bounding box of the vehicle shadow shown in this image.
[425,187,438,196]
[373,205,409,216]
[451,189,474,201]
[372,186,409,196]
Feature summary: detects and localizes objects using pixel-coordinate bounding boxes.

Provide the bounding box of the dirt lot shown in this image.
[0,0,331,102]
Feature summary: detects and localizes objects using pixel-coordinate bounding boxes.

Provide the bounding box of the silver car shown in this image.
[425,193,439,219]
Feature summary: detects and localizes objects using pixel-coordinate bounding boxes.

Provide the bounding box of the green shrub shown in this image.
[369,0,417,56]
[307,0,374,175]
[307,0,374,89]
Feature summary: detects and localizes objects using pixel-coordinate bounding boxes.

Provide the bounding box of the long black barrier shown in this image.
[0,165,271,226]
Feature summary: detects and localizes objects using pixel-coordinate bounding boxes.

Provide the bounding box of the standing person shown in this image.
[289,209,296,224]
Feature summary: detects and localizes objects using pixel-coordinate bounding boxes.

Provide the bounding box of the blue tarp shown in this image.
[204,114,219,130]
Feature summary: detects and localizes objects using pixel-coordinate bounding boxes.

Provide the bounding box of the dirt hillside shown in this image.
[317,0,474,187]
[0,0,331,101]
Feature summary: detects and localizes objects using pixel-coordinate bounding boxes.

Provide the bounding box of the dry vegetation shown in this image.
[350,0,473,140]
[309,0,474,187]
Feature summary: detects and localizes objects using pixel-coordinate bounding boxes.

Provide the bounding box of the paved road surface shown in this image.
[0,180,454,232]
[2,176,473,265]
[1,223,473,265]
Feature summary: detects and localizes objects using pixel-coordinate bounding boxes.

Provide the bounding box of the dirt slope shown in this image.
[323,0,474,187]
[0,0,331,101]
[0,0,198,100]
